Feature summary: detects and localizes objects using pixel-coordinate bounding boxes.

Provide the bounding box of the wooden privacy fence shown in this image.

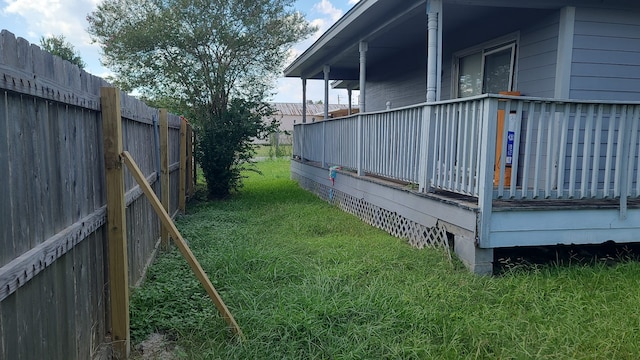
[0,30,195,359]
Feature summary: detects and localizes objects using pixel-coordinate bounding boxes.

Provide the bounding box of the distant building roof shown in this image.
[270,103,351,116]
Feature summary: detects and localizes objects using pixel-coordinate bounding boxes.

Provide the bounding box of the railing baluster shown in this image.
[416,108,422,181]
[400,110,407,180]
[613,105,627,198]
[604,105,616,198]
[452,103,461,192]
[433,106,442,188]
[509,101,524,199]
[557,103,571,198]
[618,106,633,219]
[473,100,482,196]
[580,104,595,199]
[568,103,582,199]
[451,103,458,190]
[544,102,556,198]
[386,112,390,177]
[521,102,534,198]
[460,102,470,193]
[591,105,604,198]
[632,106,640,198]
[443,104,455,188]
[496,100,511,198]
[533,102,545,199]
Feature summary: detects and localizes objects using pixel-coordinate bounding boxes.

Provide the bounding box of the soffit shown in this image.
[284,0,639,82]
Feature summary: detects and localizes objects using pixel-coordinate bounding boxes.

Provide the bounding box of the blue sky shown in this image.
[0,0,360,104]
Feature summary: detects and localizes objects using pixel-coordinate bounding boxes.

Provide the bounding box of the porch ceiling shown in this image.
[284,0,638,84]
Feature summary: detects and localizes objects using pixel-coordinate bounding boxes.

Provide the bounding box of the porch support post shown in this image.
[347,88,353,115]
[555,6,575,99]
[426,0,441,102]
[302,78,307,123]
[323,65,330,120]
[418,105,435,192]
[359,41,368,113]
[477,97,499,248]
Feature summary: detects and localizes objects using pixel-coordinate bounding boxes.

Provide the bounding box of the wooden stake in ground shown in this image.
[121,151,243,338]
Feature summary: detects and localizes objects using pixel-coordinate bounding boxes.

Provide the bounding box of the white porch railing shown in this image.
[293,95,640,211]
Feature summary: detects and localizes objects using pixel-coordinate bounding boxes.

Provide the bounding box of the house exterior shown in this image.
[284,0,640,273]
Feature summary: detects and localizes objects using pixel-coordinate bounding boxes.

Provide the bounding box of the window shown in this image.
[455,39,517,98]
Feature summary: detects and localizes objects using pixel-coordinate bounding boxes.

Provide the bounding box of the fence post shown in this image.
[100,87,130,358]
[192,129,197,196]
[179,117,187,213]
[186,123,194,198]
[418,105,434,192]
[159,109,170,248]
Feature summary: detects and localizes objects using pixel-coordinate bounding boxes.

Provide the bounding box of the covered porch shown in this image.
[292,94,640,273]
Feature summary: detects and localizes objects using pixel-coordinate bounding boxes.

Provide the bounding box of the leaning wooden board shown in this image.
[121,151,243,338]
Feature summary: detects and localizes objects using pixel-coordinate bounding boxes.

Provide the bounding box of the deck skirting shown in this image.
[291,160,640,274]
[294,173,450,250]
[291,160,496,273]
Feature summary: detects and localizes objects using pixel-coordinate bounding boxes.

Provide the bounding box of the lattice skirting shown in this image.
[294,174,451,254]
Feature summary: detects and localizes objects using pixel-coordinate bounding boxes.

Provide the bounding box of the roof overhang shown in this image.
[284,0,426,81]
[285,0,640,82]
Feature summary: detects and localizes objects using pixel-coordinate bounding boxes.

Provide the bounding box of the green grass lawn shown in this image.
[131,158,640,359]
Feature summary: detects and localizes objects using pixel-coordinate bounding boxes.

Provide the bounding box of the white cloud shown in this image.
[312,0,342,23]
[2,0,108,75]
[348,0,360,5]
[3,0,96,50]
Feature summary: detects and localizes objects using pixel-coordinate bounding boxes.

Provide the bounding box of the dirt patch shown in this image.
[132,333,184,360]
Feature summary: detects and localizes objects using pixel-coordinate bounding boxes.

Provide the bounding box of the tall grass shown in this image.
[130,158,640,359]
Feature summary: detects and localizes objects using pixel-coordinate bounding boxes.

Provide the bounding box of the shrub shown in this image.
[195,99,277,199]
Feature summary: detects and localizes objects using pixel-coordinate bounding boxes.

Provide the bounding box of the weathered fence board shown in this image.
[0,30,193,359]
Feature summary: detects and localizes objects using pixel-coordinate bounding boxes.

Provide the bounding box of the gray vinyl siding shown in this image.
[517,12,560,98]
[365,45,427,112]
[570,7,640,101]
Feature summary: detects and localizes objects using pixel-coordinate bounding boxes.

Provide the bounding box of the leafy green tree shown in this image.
[40,35,86,69]
[87,0,314,198]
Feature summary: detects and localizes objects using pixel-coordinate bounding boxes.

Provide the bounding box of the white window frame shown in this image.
[452,32,520,98]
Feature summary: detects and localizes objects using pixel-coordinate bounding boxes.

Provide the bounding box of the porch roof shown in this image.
[284,0,637,83]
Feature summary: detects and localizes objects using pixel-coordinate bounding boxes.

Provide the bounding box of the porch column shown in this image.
[347,88,353,115]
[359,41,367,113]
[302,78,307,123]
[426,0,441,102]
[555,6,575,99]
[323,65,330,119]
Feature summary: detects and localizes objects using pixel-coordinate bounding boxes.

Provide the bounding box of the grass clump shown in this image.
[130,158,640,359]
